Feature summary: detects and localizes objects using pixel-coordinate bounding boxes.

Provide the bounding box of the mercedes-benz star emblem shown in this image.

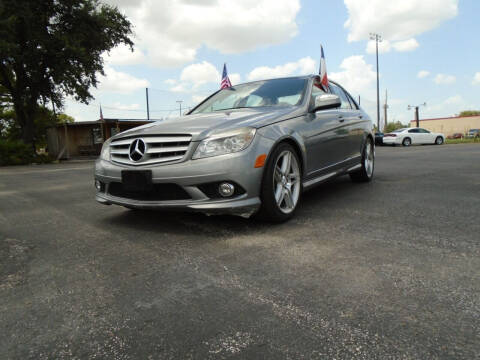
[129,139,146,162]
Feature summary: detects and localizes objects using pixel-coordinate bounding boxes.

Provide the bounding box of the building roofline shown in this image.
[409,114,480,123]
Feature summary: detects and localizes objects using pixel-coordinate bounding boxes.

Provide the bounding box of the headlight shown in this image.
[192,128,256,159]
[100,139,111,161]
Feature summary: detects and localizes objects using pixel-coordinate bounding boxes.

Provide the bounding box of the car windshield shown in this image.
[190,78,308,115]
[392,128,407,133]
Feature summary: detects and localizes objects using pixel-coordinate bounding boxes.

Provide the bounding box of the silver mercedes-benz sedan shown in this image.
[95,75,374,222]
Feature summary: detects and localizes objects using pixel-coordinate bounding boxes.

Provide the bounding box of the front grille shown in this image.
[109,134,192,166]
[108,182,191,201]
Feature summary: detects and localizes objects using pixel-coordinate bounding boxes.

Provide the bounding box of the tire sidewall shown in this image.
[403,137,411,146]
[259,143,302,222]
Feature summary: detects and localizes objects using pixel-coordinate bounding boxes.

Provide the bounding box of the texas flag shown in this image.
[220,63,232,89]
[318,45,329,91]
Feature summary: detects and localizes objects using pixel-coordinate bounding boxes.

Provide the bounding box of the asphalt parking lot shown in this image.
[1,144,479,359]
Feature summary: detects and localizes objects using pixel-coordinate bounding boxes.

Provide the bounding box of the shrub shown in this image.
[0,139,34,166]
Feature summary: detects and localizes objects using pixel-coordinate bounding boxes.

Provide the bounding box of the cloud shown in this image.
[247,57,316,81]
[344,0,458,47]
[164,79,177,85]
[392,38,419,52]
[229,73,241,85]
[473,72,480,85]
[434,73,456,84]
[366,38,419,54]
[105,0,301,67]
[179,61,220,87]
[417,70,430,79]
[329,56,376,96]
[102,44,146,66]
[97,66,149,93]
[421,95,475,119]
[109,102,141,111]
[366,40,391,54]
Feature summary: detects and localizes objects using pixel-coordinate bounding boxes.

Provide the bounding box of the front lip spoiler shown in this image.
[95,193,261,218]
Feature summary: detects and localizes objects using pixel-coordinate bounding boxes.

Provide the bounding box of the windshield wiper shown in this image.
[213,106,252,112]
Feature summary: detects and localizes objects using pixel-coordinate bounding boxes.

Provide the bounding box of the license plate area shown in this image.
[121,170,153,192]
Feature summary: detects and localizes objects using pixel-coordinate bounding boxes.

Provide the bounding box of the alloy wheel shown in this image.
[273,150,301,214]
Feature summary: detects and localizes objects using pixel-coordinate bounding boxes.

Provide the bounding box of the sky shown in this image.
[65,0,480,126]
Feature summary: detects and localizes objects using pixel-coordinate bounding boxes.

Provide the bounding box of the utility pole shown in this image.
[408,103,426,127]
[383,89,388,131]
[176,100,183,116]
[370,33,382,130]
[145,88,150,120]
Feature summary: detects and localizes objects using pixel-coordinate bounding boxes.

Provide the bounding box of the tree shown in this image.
[0,0,133,151]
[384,121,405,133]
[459,110,480,117]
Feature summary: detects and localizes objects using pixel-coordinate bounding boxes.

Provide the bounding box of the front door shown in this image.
[297,81,349,179]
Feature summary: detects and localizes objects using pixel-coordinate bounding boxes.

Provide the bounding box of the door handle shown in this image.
[338,116,345,123]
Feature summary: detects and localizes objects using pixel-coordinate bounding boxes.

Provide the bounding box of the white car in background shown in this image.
[382,127,445,146]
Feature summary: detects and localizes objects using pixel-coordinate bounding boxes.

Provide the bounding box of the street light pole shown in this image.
[176,100,183,116]
[408,103,426,127]
[370,33,382,131]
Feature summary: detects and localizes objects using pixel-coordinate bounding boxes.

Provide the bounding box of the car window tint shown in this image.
[408,129,419,133]
[419,128,430,133]
[345,92,359,110]
[330,83,352,110]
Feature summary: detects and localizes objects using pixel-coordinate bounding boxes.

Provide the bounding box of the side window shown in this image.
[345,92,359,110]
[330,84,352,110]
[418,128,430,133]
[408,129,419,133]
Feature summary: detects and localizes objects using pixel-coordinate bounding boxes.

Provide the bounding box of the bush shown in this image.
[0,139,34,166]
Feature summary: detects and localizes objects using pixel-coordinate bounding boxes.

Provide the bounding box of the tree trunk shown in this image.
[13,100,36,153]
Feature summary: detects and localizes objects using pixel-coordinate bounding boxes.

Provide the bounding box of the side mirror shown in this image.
[312,94,341,112]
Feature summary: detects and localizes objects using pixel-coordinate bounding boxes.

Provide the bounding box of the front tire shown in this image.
[350,138,374,183]
[402,137,412,146]
[435,136,444,145]
[257,143,302,222]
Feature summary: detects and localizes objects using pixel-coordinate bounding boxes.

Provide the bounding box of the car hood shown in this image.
[114,106,305,141]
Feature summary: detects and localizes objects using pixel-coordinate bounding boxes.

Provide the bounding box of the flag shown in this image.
[318,45,329,91]
[99,104,104,121]
[220,63,232,89]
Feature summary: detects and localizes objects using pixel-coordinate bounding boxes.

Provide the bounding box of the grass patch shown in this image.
[445,137,480,144]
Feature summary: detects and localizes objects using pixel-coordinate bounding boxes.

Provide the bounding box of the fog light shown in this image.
[218,182,235,197]
[95,180,102,191]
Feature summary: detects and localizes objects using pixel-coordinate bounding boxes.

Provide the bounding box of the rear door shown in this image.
[407,128,420,144]
[329,83,362,160]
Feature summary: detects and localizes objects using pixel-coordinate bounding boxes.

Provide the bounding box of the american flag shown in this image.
[318,45,329,91]
[220,63,232,89]
[99,104,104,121]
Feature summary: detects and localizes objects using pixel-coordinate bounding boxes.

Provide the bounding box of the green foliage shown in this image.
[0,139,34,165]
[0,0,133,149]
[459,110,480,117]
[57,113,75,124]
[384,121,405,133]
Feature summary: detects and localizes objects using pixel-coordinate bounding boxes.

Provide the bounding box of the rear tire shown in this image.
[257,143,302,222]
[402,137,411,146]
[350,138,374,183]
[435,136,444,145]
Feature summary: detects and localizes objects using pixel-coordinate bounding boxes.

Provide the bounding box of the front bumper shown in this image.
[94,135,274,217]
